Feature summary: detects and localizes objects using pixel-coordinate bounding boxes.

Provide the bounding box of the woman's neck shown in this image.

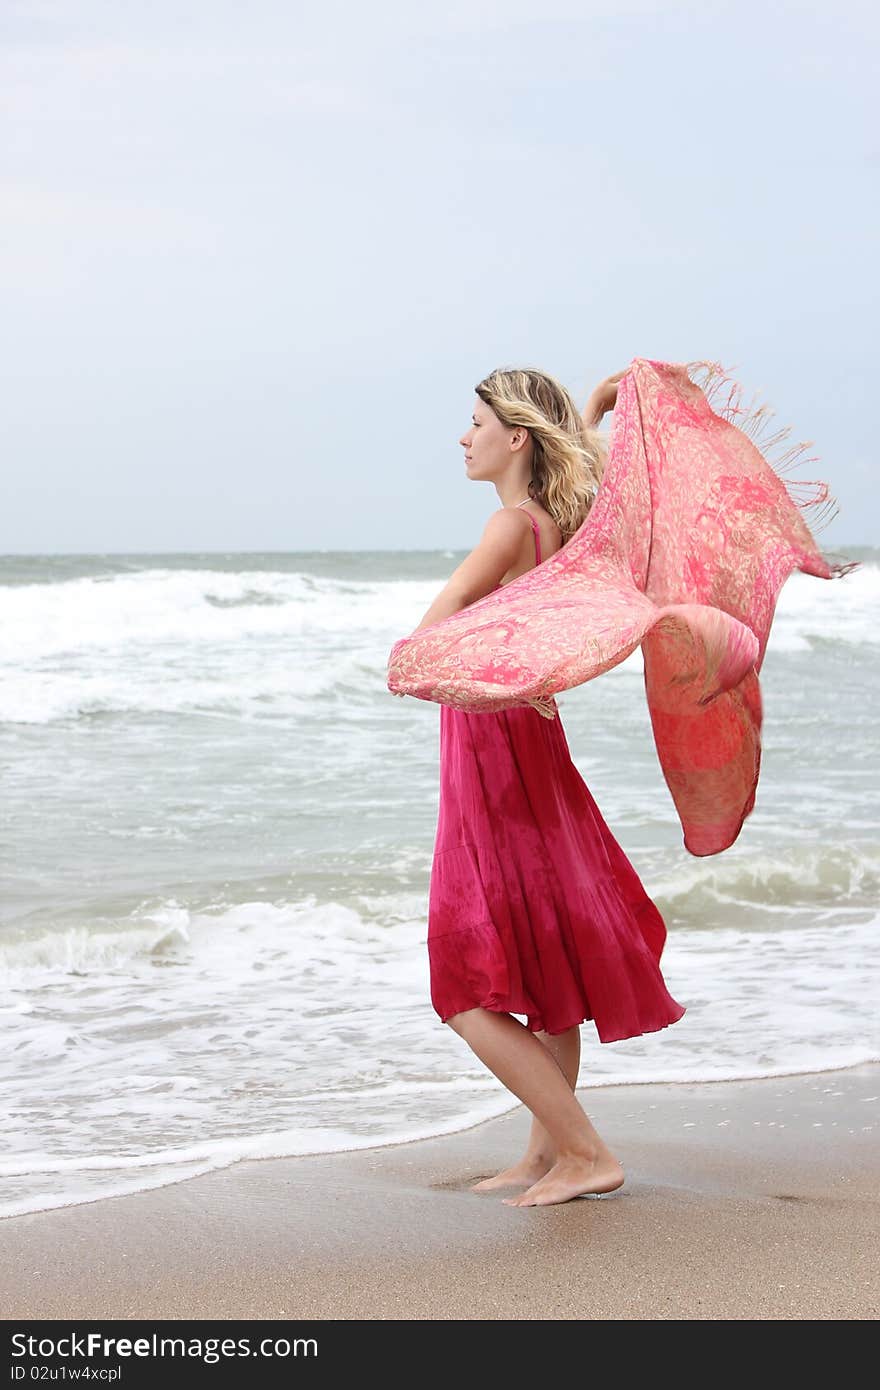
[495,479,532,508]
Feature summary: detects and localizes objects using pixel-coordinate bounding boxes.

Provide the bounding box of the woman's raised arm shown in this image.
[583,369,627,427]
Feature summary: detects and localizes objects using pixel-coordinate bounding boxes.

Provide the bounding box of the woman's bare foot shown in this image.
[470,1155,553,1192]
[501,1147,625,1207]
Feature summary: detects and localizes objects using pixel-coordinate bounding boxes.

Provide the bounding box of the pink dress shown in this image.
[427,502,687,1043]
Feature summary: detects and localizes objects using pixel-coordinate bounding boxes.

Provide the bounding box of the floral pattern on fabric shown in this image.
[387,357,858,856]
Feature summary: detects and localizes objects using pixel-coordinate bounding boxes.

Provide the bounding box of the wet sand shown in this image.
[1,1063,877,1321]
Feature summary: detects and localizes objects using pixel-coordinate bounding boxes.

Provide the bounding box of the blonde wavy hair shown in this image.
[474,367,608,542]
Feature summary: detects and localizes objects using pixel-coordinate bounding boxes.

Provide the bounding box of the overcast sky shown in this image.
[3,0,877,553]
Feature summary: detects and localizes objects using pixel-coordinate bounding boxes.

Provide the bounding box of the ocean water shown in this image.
[1,546,877,1219]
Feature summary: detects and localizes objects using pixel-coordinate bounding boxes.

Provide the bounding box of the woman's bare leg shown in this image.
[446,1007,624,1206]
[471,1024,581,1190]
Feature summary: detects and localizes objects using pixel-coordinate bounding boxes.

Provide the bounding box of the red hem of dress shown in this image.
[437,1000,687,1044]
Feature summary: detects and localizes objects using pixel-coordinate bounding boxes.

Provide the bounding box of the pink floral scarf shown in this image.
[387,358,857,856]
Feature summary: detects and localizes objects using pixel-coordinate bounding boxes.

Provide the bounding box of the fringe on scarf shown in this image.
[683,358,860,582]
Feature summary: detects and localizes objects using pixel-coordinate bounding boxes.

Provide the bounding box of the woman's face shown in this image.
[459,397,525,482]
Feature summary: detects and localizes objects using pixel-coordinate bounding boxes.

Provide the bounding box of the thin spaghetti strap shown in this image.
[516,500,542,565]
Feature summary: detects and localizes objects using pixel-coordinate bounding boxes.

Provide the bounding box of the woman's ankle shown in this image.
[554,1141,601,1164]
[523,1148,555,1167]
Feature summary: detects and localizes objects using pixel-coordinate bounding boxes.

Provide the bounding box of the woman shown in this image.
[400,367,686,1208]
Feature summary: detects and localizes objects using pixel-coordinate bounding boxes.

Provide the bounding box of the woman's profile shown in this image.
[397,367,686,1208]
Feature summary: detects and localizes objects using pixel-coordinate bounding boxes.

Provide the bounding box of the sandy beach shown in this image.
[1,1061,877,1321]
